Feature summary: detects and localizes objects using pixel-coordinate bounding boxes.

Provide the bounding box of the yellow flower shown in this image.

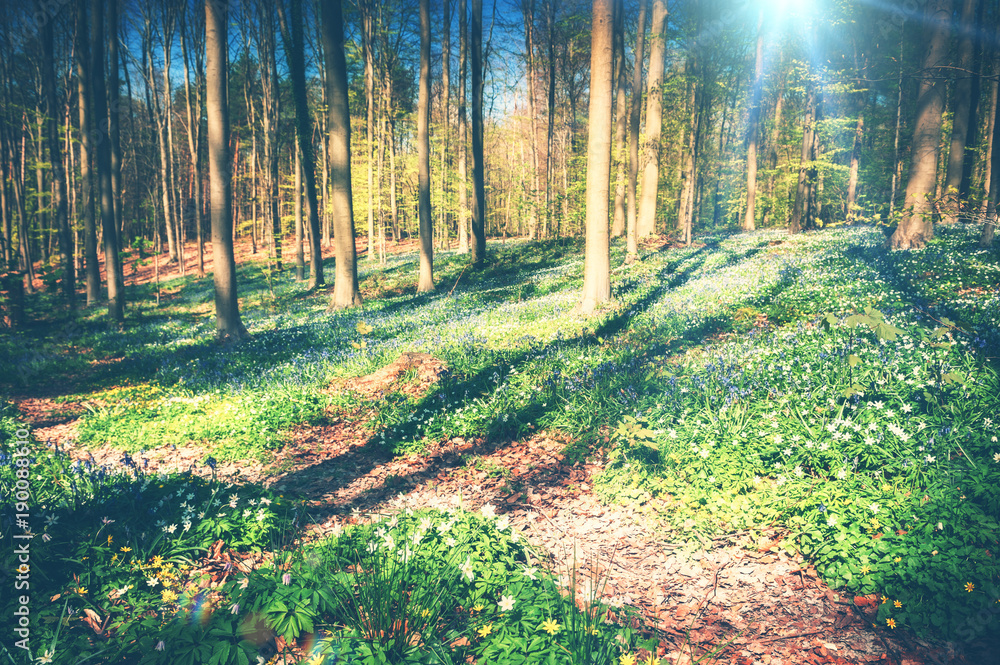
[477,623,494,638]
[894,600,902,608]
[540,618,561,635]
[620,654,637,665]
[472,603,485,613]
[881,595,888,604]
[860,565,871,575]
[591,628,600,636]
[643,658,660,665]
[421,609,431,618]
[886,618,896,629]
[965,582,975,593]
[161,590,178,603]
[151,556,164,567]
[893,556,901,563]
[74,587,87,595]
[121,547,132,553]
[107,536,113,545]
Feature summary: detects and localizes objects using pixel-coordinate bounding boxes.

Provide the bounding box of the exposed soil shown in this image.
[15,353,993,665]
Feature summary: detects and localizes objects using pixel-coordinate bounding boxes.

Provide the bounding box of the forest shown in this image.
[1,0,1000,664]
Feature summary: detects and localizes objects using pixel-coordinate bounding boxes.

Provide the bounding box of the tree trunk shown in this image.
[581,0,614,314]
[625,0,647,261]
[75,0,101,303]
[277,0,325,287]
[743,9,764,232]
[789,83,817,234]
[636,0,668,238]
[440,0,451,250]
[180,13,205,278]
[457,0,469,254]
[941,0,978,224]
[470,0,486,266]
[91,0,124,323]
[39,0,75,308]
[522,0,540,240]
[846,108,864,223]
[107,0,123,256]
[610,0,627,239]
[543,0,556,238]
[891,0,952,249]
[981,42,1000,247]
[362,0,376,259]
[417,0,435,291]
[206,0,248,339]
[294,143,305,280]
[322,0,363,309]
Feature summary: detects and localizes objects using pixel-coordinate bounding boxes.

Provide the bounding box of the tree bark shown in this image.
[206,0,247,339]
[180,11,206,277]
[417,0,435,291]
[581,0,614,314]
[322,0,363,309]
[441,0,451,249]
[457,0,470,254]
[75,0,100,303]
[91,0,124,323]
[277,0,325,287]
[294,143,305,280]
[846,108,864,223]
[636,0,667,238]
[891,0,952,249]
[789,83,817,234]
[625,0,647,261]
[743,9,764,232]
[39,0,75,308]
[941,0,978,224]
[470,0,486,266]
[107,0,123,257]
[361,0,376,259]
[610,0,627,239]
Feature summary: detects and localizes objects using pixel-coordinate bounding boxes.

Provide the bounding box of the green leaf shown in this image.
[847,354,861,368]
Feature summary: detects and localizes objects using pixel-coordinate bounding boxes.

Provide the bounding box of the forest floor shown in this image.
[5,227,999,665]
[14,354,953,665]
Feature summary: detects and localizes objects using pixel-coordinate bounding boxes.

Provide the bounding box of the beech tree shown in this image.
[417,0,434,291]
[636,0,667,239]
[322,0,362,309]
[38,0,74,308]
[581,0,614,314]
[91,0,125,323]
[890,0,953,249]
[470,0,486,267]
[206,0,248,340]
[276,0,325,288]
[625,0,647,261]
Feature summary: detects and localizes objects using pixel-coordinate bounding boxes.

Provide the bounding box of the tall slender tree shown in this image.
[743,9,764,232]
[625,0,647,261]
[610,0,627,239]
[206,0,248,340]
[470,0,487,266]
[581,0,614,314]
[457,0,470,254]
[91,0,125,323]
[277,0,325,288]
[891,0,953,249]
[38,0,74,309]
[941,0,978,224]
[417,0,434,291]
[636,0,667,238]
[75,0,100,304]
[322,0,363,309]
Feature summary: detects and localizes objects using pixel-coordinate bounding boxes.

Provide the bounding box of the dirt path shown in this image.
[14,356,971,665]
